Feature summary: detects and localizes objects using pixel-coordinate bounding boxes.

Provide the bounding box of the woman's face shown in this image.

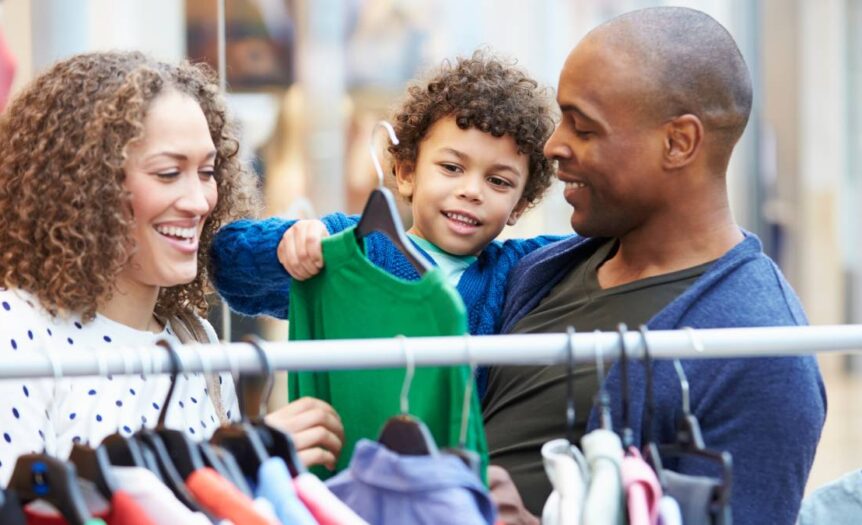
[119,90,218,290]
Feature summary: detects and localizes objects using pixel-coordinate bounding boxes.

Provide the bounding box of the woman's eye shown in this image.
[156,171,180,179]
[200,169,216,179]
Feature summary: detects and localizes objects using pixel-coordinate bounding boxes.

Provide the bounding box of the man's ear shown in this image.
[662,114,703,170]
[394,162,415,201]
[507,198,530,226]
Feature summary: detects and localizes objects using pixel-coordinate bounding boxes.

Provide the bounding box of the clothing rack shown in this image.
[2,325,861,380]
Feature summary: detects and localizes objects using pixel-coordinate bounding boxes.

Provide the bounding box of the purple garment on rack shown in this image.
[326,439,496,525]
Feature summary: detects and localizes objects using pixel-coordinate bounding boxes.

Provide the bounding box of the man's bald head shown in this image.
[589,7,752,162]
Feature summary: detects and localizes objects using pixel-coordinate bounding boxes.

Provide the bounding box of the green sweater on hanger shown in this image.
[287,227,488,479]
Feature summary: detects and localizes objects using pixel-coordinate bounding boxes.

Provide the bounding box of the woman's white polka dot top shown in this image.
[0,287,239,485]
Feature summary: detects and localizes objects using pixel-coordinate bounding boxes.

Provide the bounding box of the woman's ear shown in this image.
[507,198,530,226]
[394,162,415,201]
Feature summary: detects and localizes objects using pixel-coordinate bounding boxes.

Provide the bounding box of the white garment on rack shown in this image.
[657,495,682,525]
[580,429,624,525]
[0,288,239,485]
[541,438,589,525]
[113,465,212,525]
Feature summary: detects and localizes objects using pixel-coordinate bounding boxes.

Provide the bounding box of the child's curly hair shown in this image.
[0,51,258,321]
[389,50,556,207]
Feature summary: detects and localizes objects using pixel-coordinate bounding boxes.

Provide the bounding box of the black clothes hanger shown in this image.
[650,327,733,515]
[638,325,666,482]
[209,340,273,480]
[378,335,439,456]
[354,121,431,275]
[146,339,206,478]
[441,335,481,476]
[133,339,208,513]
[242,336,307,477]
[68,443,118,500]
[7,454,92,525]
[197,440,252,497]
[617,323,635,448]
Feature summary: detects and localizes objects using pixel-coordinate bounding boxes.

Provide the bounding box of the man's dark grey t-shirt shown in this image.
[482,239,711,515]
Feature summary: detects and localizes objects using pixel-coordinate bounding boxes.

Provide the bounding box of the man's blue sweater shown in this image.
[210,213,565,338]
[498,232,827,525]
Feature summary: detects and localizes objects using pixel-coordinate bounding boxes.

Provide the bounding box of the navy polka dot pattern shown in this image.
[0,288,239,486]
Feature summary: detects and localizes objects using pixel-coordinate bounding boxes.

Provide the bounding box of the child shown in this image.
[210,50,566,476]
[211,51,563,346]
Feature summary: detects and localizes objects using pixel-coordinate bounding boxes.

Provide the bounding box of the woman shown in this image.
[0,51,343,484]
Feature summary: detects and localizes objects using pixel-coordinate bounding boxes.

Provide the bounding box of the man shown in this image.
[482,7,826,525]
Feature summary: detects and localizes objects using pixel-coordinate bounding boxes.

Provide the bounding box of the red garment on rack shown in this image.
[186,467,275,525]
[23,489,155,525]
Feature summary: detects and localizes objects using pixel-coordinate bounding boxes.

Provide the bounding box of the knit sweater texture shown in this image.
[498,232,827,525]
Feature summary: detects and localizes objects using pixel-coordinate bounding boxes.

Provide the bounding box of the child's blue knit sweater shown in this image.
[497,231,827,525]
[210,213,566,338]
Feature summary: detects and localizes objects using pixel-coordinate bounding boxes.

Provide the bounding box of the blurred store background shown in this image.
[1,0,860,495]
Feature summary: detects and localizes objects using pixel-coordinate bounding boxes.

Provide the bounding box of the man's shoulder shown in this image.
[678,250,805,327]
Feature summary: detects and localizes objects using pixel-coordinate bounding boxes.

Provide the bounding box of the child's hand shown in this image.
[278,219,329,280]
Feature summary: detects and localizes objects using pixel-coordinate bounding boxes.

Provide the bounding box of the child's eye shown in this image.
[440,163,462,174]
[488,176,513,188]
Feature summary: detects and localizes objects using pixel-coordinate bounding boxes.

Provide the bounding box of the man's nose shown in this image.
[543,124,572,161]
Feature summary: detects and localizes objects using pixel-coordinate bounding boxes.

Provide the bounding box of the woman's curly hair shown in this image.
[389,50,556,207]
[0,51,258,322]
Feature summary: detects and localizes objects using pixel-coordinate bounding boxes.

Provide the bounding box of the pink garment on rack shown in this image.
[621,447,662,525]
[294,472,368,525]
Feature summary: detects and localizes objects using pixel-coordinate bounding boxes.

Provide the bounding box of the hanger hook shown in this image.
[638,325,656,445]
[45,347,62,381]
[397,335,414,415]
[672,358,691,416]
[369,121,399,188]
[565,327,577,444]
[593,329,612,430]
[617,323,633,447]
[243,336,274,421]
[156,338,183,428]
[683,326,705,353]
[459,335,477,448]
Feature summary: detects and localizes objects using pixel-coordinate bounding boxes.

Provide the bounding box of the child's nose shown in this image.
[457,176,483,202]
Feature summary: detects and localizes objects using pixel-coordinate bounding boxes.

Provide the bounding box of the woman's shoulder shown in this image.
[0,287,55,328]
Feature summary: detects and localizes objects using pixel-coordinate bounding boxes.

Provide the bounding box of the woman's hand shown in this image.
[265,397,344,470]
[277,220,329,280]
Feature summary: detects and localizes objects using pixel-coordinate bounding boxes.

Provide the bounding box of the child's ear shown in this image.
[394,162,415,200]
[507,198,530,226]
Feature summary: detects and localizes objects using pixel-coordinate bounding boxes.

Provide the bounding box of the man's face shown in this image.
[544,36,669,238]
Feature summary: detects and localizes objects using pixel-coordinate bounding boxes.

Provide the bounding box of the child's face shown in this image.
[396,116,529,256]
